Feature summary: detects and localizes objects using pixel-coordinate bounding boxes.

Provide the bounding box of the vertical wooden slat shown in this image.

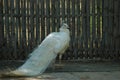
[21,0,27,57]
[113,0,116,58]
[4,0,10,58]
[108,0,114,59]
[119,0,120,51]
[105,0,111,59]
[15,0,20,58]
[0,0,4,47]
[18,0,23,56]
[30,0,34,51]
[10,0,16,59]
[81,0,84,59]
[71,0,76,59]
[102,0,105,59]
[36,0,40,45]
[99,0,103,59]
[84,0,88,59]
[89,0,92,59]
[107,0,113,59]
[8,0,12,49]
[86,0,90,59]
[91,0,96,59]
[67,0,70,25]
[105,0,109,59]
[68,0,74,59]
[94,0,98,59]
[119,0,120,59]
[16,0,21,58]
[81,0,87,59]
[113,0,119,59]
[61,0,65,20]
[46,0,50,35]
[41,0,45,41]
[27,0,31,54]
[76,0,81,59]
[102,0,109,59]
[0,0,4,59]
[96,0,100,58]
[51,0,56,32]
[79,0,83,59]
[56,0,60,32]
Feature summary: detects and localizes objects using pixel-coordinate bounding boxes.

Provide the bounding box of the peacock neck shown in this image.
[59,28,70,35]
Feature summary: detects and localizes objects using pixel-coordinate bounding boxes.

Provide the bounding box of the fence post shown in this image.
[0,0,4,47]
[113,0,119,49]
[113,0,120,59]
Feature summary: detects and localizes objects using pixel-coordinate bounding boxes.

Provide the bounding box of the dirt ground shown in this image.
[0,71,120,80]
[42,71,120,80]
[0,60,120,80]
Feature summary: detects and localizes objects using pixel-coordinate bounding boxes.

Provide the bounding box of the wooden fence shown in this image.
[0,0,120,60]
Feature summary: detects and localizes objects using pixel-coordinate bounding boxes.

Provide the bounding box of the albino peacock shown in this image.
[2,22,70,77]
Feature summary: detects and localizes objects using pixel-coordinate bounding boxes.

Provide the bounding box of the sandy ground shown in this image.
[0,71,120,80]
[0,60,120,80]
[35,71,120,80]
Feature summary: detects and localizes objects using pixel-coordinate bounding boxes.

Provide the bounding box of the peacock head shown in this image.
[60,21,69,29]
[59,21,70,34]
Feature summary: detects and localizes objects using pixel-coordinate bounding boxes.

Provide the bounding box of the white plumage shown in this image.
[5,22,70,76]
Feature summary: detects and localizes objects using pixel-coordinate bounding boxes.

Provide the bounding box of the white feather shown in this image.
[8,23,70,76]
